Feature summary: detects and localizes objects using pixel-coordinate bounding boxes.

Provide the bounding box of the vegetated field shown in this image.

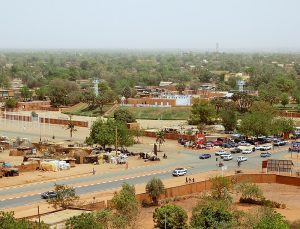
[113,106,191,120]
[63,103,114,117]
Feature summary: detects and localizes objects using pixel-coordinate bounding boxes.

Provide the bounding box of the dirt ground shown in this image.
[136,183,300,229]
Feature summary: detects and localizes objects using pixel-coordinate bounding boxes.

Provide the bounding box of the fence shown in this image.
[105,174,299,208]
[39,117,88,127]
[2,114,32,122]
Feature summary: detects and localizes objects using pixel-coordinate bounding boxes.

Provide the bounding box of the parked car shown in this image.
[222,143,233,148]
[256,145,272,151]
[215,150,227,156]
[199,154,211,159]
[220,153,232,159]
[273,140,286,146]
[255,145,263,150]
[239,141,251,146]
[242,148,252,154]
[237,156,247,162]
[230,148,242,154]
[260,152,271,157]
[223,154,233,161]
[172,168,187,176]
[41,191,57,199]
[205,143,214,149]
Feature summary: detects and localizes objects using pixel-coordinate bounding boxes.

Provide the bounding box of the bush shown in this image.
[239,197,283,208]
[5,97,18,108]
[153,204,188,229]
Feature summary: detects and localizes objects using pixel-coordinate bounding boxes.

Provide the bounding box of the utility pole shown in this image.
[37,205,41,229]
[115,127,118,156]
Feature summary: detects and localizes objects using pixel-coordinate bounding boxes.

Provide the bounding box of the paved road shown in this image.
[0,146,289,209]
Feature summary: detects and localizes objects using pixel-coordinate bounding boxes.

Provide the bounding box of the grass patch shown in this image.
[108,106,191,120]
[63,104,114,117]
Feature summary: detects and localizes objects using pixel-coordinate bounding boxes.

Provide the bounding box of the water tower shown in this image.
[93,79,99,97]
[237,80,245,92]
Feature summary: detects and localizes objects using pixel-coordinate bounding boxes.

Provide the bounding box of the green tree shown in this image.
[220,109,237,131]
[86,119,134,148]
[35,86,48,100]
[0,211,49,229]
[209,176,233,202]
[111,183,139,228]
[189,99,217,125]
[47,184,79,209]
[95,90,116,114]
[65,212,103,229]
[5,97,18,108]
[232,92,256,113]
[113,108,136,123]
[156,130,165,152]
[145,177,165,205]
[190,198,238,229]
[271,117,294,136]
[280,93,289,107]
[20,86,32,101]
[239,111,273,137]
[48,79,80,107]
[153,204,188,229]
[258,83,280,105]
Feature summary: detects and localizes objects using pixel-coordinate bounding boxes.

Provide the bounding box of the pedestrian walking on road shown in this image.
[192,178,195,182]
[189,178,192,183]
[186,177,188,183]
[92,167,96,175]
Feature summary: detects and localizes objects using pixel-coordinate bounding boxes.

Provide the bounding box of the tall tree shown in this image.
[111,183,139,228]
[145,177,165,205]
[280,93,289,107]
[156,130,165,152]
[189,99,217,125]
[86,119,134,148]
[20,86,32,101]
[66,115,77,139]
[47,184,79,209]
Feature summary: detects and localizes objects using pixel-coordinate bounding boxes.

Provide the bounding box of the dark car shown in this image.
[230,148,242,154]
[260,152,271,157]
[199,154,211,159]
[41,191,57,199]
[222,143,232,148]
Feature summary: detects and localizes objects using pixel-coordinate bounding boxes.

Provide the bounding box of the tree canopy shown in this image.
[86,118,134,148]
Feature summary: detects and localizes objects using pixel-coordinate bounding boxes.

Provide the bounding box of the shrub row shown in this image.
[240,197,286,209]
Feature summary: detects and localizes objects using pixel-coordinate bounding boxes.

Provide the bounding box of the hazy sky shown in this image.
[1,0,299,51]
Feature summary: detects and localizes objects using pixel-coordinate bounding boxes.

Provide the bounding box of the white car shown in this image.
[172,168,187,176]
[239,141,251,146]
[220,153,231,159]
[255,145,263,150]
[260,145,272,151]
[242,148,252,154]
[222,154,233,161]
[215,150,226,156]
[237,156,247,162]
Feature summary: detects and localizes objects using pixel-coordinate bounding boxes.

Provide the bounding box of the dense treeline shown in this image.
[1,51,300,108]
